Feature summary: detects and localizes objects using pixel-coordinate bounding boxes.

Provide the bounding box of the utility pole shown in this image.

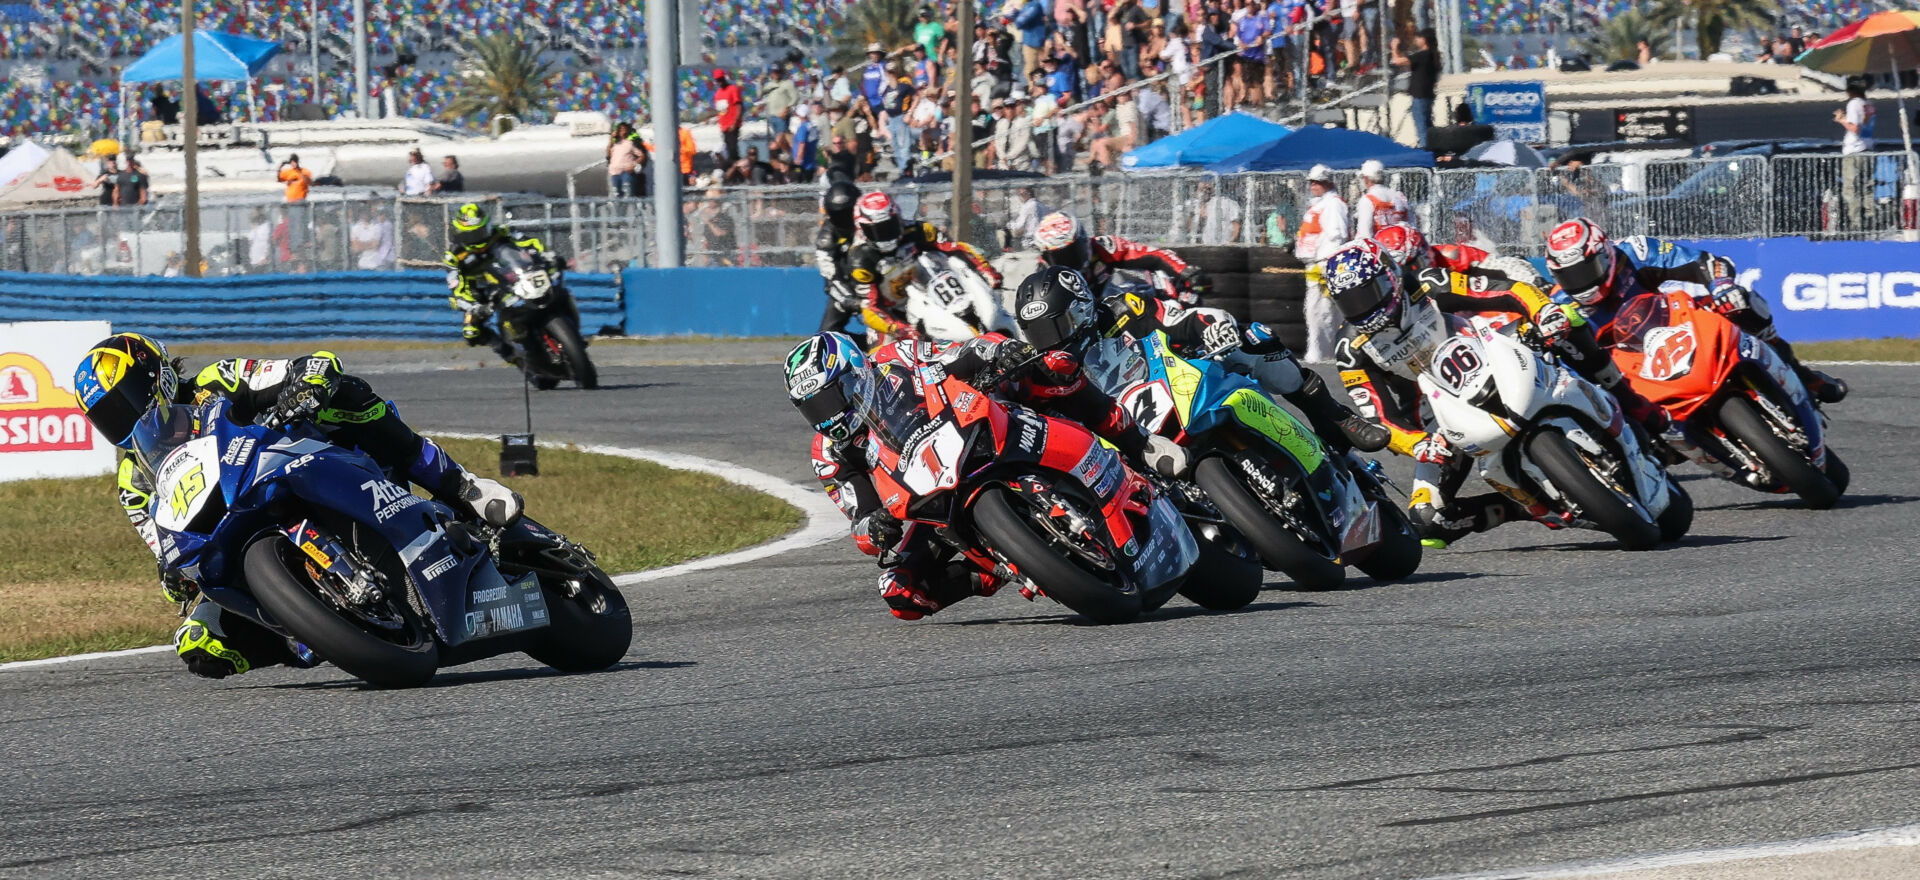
[310,0,324,106]
[182,0,202,278]
[353,0,369,118]
[952,0,974,244]
[648,0,684,267]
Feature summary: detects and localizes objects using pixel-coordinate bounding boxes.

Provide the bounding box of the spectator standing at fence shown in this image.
[608,123,641,198]
[276,154,313,203]
[678,125,697,182]
[93,155,118,207]
[351,203,395,270]
[115,157,150,208]
[712,69,745,162]
[1175,177,1243,245]
[401,149,434,196]
[1296,164,1348,362]
[1006,185,1051,246]
[1391,28,1440,149]
[1837,80,1876,231]
[248,208,273,272]
[432,156,465,194]
[793,104,821,178]
[1136,65,1174,143]
[1352,159,1410,241]
[148,87,178,125]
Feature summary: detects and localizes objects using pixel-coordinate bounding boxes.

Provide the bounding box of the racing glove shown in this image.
[1143,434,1191,478]
[852,511,905,560]
[1532,302,1572,344]
[264,385,325,429]
[1177,265,1209,302]
[160,566,197,605]
[1411,433,1454,465]
[1708,282,1751,317]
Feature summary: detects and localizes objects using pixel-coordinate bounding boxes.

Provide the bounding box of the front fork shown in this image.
[281,520,385,607]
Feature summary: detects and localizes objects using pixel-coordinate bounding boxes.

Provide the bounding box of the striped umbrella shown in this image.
[1796,10,1920,155]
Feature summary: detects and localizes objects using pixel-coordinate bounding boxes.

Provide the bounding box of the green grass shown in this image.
[1795,338,1920,363]
[0,437,799,663]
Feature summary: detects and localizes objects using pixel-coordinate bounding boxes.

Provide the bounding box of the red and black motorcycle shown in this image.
[862,359,1258,624]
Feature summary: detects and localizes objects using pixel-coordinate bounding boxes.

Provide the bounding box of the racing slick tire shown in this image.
[244,536,439,688]
[1177,524,1264,611]
[1524,428,1662,550]
[1193,456,1346,591]
[1657,479,1694,543]
[973,485,1143,625]
[1716,395,1841,509]
[1353,500,1423,582]
[544,316,599,390]
[525,567,633,672]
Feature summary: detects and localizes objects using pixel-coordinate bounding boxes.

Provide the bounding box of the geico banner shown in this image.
[1676,238,1920,342]
[0,320,116,481]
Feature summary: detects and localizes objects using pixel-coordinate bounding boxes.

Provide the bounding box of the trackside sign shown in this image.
[1673,239,1920,342]
[1467,81,1547,143]
[0,321,115,481]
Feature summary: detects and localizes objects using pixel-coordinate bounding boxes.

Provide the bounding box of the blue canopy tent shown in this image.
[119,31,282,126]
[1121,112,1291,170]
[1205,126,1435,174]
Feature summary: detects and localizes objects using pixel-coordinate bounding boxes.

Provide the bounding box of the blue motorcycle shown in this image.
[130,398,632,688]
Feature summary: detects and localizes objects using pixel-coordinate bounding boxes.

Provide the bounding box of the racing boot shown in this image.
[408,437,525,526]
[1410,494,1526,550]
[1285,370,1392,454]
[174,603,317,679]
[1795,365,1848,405]
[1589,361,1671,439]
[878,564,998,620]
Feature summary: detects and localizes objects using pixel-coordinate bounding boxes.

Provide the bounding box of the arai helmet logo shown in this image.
[1019,301,1050,320]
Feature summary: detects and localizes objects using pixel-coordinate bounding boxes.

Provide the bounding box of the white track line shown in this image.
[1807,360,1920,366]
[1423,822,1920,879]
[0,439,840,674]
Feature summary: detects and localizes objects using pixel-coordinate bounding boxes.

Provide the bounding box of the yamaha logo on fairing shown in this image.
[1019,301,1051,320]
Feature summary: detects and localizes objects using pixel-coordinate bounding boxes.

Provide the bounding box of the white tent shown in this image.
[0,142,98,210]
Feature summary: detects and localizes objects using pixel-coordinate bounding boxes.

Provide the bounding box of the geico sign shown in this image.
[1780,271,1920,310]
[1481,90,1542,108]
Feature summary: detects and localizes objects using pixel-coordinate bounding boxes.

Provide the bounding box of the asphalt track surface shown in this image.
[4,357,1918,879]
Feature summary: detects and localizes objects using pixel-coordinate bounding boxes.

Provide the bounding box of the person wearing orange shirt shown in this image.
[276,154,313,203]
[678,126,696,182]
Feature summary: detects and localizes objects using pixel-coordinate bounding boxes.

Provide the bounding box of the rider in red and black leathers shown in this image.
[1032,211,1206,303]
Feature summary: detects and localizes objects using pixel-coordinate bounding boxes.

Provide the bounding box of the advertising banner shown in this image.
[1466,81,1547,143]
[0,321,116,481]
[1677,238,1920,343]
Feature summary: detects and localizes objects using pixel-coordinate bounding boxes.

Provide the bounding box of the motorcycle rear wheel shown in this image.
[1657,479,1694,543]
[1178,525,1264,611]
[244,536,438,688]
[543,317,599,390]
[1524,429,1662,550]
[1354,500,1423,582]
[973,485,1143,625]
[1716,395,1839,509]
[1193,456,1345,591]
[524,567,633,672]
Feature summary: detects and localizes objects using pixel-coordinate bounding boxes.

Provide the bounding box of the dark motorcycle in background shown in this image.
[478,245,599,390]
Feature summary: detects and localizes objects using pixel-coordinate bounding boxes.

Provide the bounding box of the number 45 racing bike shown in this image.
[860,359,1261,624]
[132,398,632,688]
[1605,287,1849,508]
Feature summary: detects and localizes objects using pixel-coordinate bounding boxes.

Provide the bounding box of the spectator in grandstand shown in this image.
[248,207,275,273]
[1637,39,1653,66]
[194,85,221,126]
[908,43,938,90]
[1391,28,1440,148]
[828,66,855,106]
[1136,66,1174,142]
[679,125,697,182]
[276,154,313,203]
[861,43,889,113]
[351,201,395,271]
[148,87,178,126]
[1837,80,1877,230]
[1788,26,1807,57]
[1232,0,1270,110]
[713,69,744,162]
[114,157,149,207]
[915,6,947,60]
[92,155,118,207]
[768,150,796,185]
[432,156,465,194]
[758,67,800,137]
[1041,52,1080,104]
[1352,159,1410,241]
[1013,0,1050,78]
[608,123,641,198]
[881,63,916,175]
[792,104,821,178]
[402,149,434,196]
[1295,164,1348,362]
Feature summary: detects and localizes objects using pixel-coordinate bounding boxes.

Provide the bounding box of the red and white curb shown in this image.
[0,439,840,673]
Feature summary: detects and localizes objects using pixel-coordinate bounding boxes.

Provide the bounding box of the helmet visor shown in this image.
[1551,248,1612,303]
[84,380,151,448]
[1046,236,1090,270]
[1021,309,1079,351]
[863,216,902,245]
[1332,270,1402,334]
[451,225,491,251]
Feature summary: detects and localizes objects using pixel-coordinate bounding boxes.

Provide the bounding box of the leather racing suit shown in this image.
[445,227,551,359]
[848,221,1002,341]
[815,219,865,343]
[1040,233,1203,304]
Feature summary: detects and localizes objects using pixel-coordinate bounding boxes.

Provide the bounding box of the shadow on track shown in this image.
[1715,493,1920,512]
[255,659,695,692]
[935,600,1325,628]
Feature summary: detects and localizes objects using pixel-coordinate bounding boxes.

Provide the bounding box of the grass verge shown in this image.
[0,436,799,663]
[1795,338,1920,363]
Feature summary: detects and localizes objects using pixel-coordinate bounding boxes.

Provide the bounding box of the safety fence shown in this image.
[3,150,1915,278]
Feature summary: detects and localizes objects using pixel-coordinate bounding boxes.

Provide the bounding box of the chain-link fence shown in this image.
[6,151,1916,278]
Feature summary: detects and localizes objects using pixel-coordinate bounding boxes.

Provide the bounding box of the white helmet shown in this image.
[1360,159,1385,181]
[1307,164,1334,185]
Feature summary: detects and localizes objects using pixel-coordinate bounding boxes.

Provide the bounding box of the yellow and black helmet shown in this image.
[74,333,179,448]
[449,202,493,251]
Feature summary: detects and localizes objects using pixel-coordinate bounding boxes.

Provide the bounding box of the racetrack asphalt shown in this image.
[3,357,1917,879]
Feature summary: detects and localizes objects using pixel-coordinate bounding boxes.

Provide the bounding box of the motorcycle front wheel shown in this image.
[1716,395,1839,509]
[972,485,1143,625]
[244,536,438,688]
[1524,429,1662,550]
[542,317,599,390]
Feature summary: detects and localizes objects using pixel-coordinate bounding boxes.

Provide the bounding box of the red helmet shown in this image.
[1032,211,1090,270]
[1545,218,1617,306]
[1374,224,1430,273]
[854,191,903,253]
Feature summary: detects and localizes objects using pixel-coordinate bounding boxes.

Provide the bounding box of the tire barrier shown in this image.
[1189,247,1313,354]
[0,271,624,342]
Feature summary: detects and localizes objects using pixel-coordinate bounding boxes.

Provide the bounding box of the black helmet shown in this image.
[1014,266,1098,352]
[823,180,861,231]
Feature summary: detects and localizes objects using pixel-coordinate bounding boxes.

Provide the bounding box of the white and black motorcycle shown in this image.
[903,250,1017,343]
[1402,302,1692,550]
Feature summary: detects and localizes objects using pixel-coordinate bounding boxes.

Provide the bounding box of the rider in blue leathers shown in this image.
[1543,218,1847,404]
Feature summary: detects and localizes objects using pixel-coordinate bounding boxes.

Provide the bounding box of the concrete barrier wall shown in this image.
[620,268,823,337]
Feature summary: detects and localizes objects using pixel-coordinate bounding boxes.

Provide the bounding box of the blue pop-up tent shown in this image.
[1205,126,1435,174]
[118,31,282,127]
[1121,111,1291,170]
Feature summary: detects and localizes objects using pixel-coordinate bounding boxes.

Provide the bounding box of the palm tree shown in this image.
[1651,0,1779,58]
[443,31,557,126]
[832,0,919,68]
[1580,11,1675,64]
